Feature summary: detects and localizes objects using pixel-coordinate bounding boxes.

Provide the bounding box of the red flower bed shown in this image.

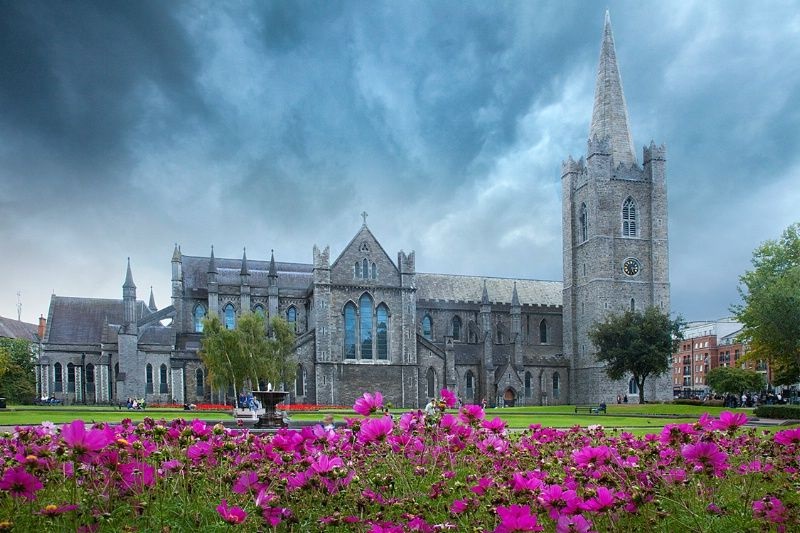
[277,403,348,412]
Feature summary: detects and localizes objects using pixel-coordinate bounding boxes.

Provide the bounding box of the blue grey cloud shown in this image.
[1,0,798,324]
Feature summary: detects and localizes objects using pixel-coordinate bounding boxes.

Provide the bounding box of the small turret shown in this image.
[207,246,219,315]
[268,249,278,286]
[148,286,157,313]
[240,247,250,279]
[122,258,137,327]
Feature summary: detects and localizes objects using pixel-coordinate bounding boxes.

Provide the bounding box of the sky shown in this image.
[1,0,799,325]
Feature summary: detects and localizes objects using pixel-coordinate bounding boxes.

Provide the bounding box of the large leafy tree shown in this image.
[733,223,800,378]
[0,338,37,403]
[588,306,683,404]
[199,313,296,404]
[706,366,765,396]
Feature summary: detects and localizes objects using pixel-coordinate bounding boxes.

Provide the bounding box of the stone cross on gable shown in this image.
[361,211,368,226]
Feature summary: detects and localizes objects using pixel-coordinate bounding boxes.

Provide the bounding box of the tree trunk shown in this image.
[638,377,646,404]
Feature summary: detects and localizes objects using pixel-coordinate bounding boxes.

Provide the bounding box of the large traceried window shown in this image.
[539,319,548,344]
[622,197,637,236]
[344,303,357,359]
[452,316,462,340]
[376,305,388,360]
[360,294,373,359]
[194,305,206,333]
[343,295,390,361]
[579,203,588,242]
[422,315,432,340]
[224,304,236,330]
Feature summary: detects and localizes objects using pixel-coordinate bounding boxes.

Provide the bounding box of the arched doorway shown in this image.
[503,388,516,407]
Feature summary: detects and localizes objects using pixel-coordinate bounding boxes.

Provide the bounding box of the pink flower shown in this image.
[556,514,593,533]
[711,411,748,431]
[450,499,469,514]
[459,404,486,424]
[263,506,292,527]
[511,471,544,493]
[118,461,155,492]
[61,420,113,457]
[0,466,44,500]
[582,486,616,513]
[359,416,393,443]
[572,446,612,468]
[38,503,79,516]
[481,417,507,433]
[681,441,729,476]
[440,388,458,408]
[354,391,384,416]
[217,499,247,525]
[538,484,581,520]
[310,454,344,475]
[774,427,800,445]
[494,504,543,532]
[753,496,788,527]
[233,470,261,494]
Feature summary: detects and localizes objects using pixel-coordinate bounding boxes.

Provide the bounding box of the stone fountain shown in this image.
[251,390,289,428]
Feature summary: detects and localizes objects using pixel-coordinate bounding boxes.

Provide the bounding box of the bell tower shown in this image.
[562,12,671,404]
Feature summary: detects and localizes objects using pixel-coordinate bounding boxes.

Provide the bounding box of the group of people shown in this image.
[125,397,145,410]
[237,392,262,411]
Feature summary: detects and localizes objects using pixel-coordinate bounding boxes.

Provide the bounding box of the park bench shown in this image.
[574,405,606,414]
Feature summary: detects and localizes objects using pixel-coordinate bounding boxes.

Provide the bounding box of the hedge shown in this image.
[754,404,800,419]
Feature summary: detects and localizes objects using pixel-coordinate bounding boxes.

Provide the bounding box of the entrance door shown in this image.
[503,388,516,407]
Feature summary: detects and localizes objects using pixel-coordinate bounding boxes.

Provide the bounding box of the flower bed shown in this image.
[1,392,798,531]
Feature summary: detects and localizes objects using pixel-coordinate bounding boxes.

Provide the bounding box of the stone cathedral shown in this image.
[37,13,672,408]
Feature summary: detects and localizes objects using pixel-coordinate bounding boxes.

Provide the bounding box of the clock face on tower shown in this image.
[623,258,641,276]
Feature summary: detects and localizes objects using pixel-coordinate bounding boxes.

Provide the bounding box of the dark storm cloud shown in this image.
[1,0,798,326]
[0,0,207,177]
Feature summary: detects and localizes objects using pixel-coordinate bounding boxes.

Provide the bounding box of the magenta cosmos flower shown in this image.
[217,499,247,525]
[774,427,800,445]
[753,496,788,527]
[494,504,543,532]
[61,420,113,457]
[359,416,393,443]
[440,388,458,408]
[681,441,729,476]
[711,410,748,431]
[0,466,44,500]
[354,391,384,416]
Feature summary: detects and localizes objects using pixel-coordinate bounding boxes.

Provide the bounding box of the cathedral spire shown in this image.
[268,249,277,278]
[171,243,181,262]
[208,246,217,274]
[589,10,636,167]
[481,279,489,305]
[240,247,249,276]
[511,282,520,307]
[123,257,136,289]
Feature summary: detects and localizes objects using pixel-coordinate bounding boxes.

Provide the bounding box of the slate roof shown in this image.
[182,255,313,291]
[0,316,38,341]
[416,274,562,307]
[46,296,147,345]
[139,326,176,346]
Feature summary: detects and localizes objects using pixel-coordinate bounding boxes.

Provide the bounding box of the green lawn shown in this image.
[0,403,782,437]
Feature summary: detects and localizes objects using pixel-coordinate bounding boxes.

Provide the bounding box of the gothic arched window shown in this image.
[525,372,532,398]
[54,362,63,392]
[196,368,205,397]
[145,364,154,394]
[579,203,588,242]
[630,298,635,312]
[552,372,560,400]
[362,258,369,279]
[371,262,377,279]
[253,304,265,318]
[354,261,361,279]
[224,304,236,330]
[159,364,168,393]
[622,197,637,237]
[426,367,436,398]
[422,315,432,340]
[67,363,76,393]
[465,370,475,400]
[194,305,206,333]
[376,305,389,360]
[344,302,357,359]
[628,377,638,395]
[360,294,373,359]
[539,319,548,344]
[286,306,297,331]
[452,316,462,341]
[86,363,95,392]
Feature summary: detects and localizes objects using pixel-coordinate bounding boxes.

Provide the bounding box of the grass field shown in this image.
[0,403,763,434]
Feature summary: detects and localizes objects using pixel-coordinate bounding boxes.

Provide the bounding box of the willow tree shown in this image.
[199,312,296,403]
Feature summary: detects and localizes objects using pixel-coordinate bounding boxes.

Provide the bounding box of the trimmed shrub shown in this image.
[754,404,800,419]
